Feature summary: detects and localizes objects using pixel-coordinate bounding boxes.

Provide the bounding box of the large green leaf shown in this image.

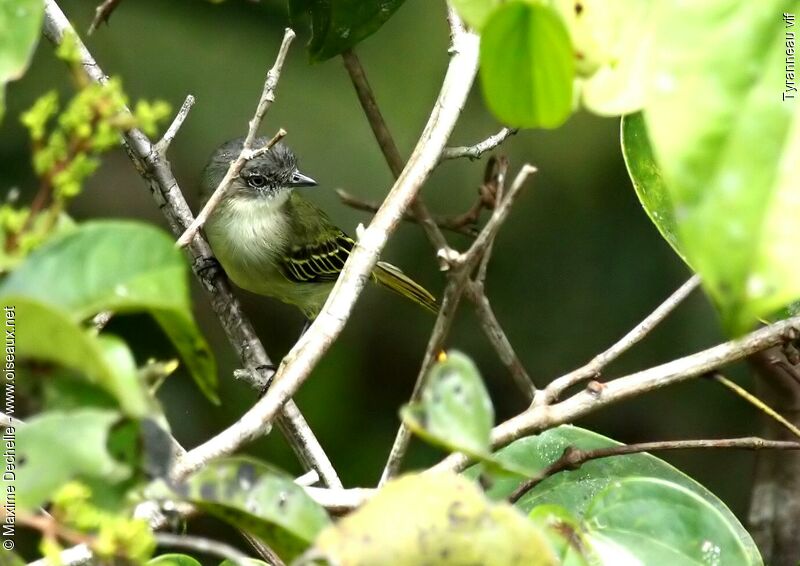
[313,473,556,565]
[479,1,574,128]
[7,409,130,511]
[0,220,217,402]
[621,112,687,263]
[552,0,657,115]
[401,351,493,458]
[288,0,407,62]
[173,457,330,561]
[0,0,44,122]
[642,0,800,332]
[476,425,760,562]
[7,297,150,416]
[584,478,755,565]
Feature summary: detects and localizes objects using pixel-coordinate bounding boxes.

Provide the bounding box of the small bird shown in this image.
[200,137,437,319]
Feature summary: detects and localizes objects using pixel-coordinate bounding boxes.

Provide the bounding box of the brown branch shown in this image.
[337,188,485,236]
[379,162,537,483]
[341,49,450,252]
[41,0,341,490]
[87,0,124,35]
[508,437,800,504]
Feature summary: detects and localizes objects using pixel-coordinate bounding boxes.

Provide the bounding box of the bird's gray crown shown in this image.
[201,137,315,201]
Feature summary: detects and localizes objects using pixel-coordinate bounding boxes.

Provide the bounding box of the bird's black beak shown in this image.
[290,170,317,187]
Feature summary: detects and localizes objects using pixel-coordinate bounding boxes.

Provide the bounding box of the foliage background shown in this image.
[1,0,757,532]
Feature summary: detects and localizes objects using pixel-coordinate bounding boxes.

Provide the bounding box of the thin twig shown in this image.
[154,94,195,155]
[379,162,536,483]
[709,372,800,439]
[336,188,479,236]
[507,437,800,504]
[441,128,518,161]
[154,533,259,566]
[430,315,800,474]
[341,49,450,253]
[171,15,481,481]
[542,274,702,404]
[42,1,341,490]
[466,281,535,400]
[87,0,123,34]
[379,276,471,484]
[176,28,296,248]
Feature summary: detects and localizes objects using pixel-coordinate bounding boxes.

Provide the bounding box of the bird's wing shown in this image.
[279,230,354,283]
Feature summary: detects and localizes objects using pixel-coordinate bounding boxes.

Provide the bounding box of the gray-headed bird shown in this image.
[200,137,437,319]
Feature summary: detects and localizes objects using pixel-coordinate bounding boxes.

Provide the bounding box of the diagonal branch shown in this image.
[441,127,518,161]
[41,0,340,489]
[379,162,537,483]
[430,314,800,474]
[542,274,701,403]
[341,49,450,252]
[172,16,481,480]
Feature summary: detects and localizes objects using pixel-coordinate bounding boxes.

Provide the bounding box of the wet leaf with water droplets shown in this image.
[401,350,493,458]
[172,457,331,561]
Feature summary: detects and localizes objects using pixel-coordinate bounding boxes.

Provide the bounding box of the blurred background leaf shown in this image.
[0,0,44,122]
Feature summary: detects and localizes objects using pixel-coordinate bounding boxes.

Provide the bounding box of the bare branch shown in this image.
[87,0,123,35]
[430,315,800,474]
[172,17,481,481]
[380,276,471,484]
[176,28,295,248]
[508,437,800,504]
[154,533,260,566]
[709,372,800,439]
[442,128,518,161]
[42,0,340,489]
[466,281,535,400]
[543,274,702,403]
[380,161,536,483]
[154,94,195,155]
[341,49,450,252]
[336,188,481,236]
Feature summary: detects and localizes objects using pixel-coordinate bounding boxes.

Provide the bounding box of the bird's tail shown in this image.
[372,261,437,313]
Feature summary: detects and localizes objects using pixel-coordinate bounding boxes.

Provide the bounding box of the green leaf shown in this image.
[480,1,575,128]
[173,457,331,561]
[313,473,557,565]
[148,555,202,566]
[584,478,756,565]
[0,0,44,122]
[401,351,493,458]
[0,220,218,402]
[552,0,657,115]
[450,0,500,30]
[477,425,760,562]
[7,409,130,511]
[288,0,407,62]
[7,297,150,416]
[621,112,687,263]
[642,0,800,332]
[528,505,593,566]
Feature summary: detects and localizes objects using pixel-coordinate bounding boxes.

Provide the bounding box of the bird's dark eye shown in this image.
[247,174,267,189]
